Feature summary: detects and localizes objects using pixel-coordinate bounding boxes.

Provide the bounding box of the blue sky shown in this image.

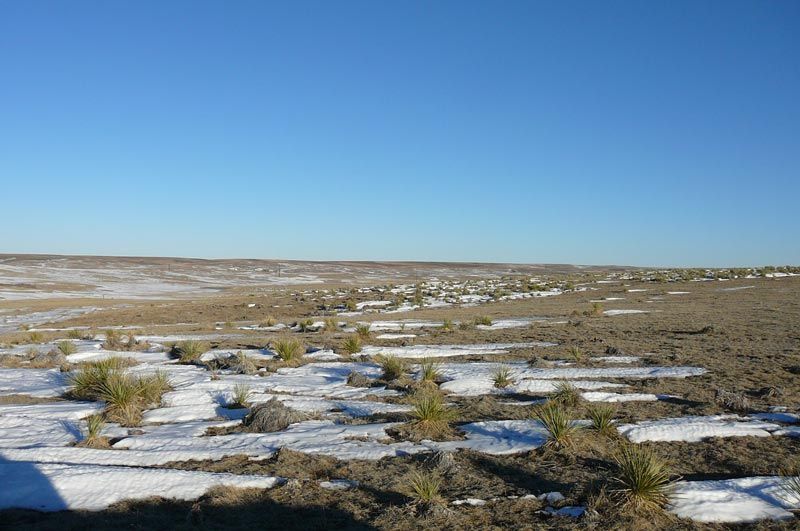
[1,1,797,267]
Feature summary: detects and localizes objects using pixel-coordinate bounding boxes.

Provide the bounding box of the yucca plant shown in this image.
[780,470,800,504]
[355,324,371,339]
[102,329,123,350]
[410,391,454,438]
[82,414,108,448]
[345,299,357,312]
[441,318,454,332]
[69,357,131,399]
[324,317,340,332]
[176,340,207,363]
[408,471,443,505]
[272,338,303,362]
[28,331,44,343]
[229,383,252,409]
[534,401,581,449]
[590,302,604,317]
[569,346,586,363]
[492,366,515,389]
[418,358,441,384]
[587,403,617,436]
[67,329,83,339]
[261,315,277,327]
[297,318,315,332]
[96,372,143,426]
[57,340,77,356]
[474,316,493,326]
[136,371,171,407]
[342,335,362,355]
[376,354,407,381]
[550,380,581,407]
[611,444,674,512]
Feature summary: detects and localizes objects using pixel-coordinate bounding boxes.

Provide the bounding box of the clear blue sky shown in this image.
[1,1,797,267]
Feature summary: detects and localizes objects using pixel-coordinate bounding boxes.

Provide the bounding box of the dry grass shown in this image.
[174,340,208,363]
[550,380,581,407]
[323,317,340,332]
[376,354,407,381]
[346,370,373,387]
[474,315,492,326]
[244,399,306,432]
[229,384,252,409]
[342,335,362,355]
[57,340,77,356]
[355,324,371,339]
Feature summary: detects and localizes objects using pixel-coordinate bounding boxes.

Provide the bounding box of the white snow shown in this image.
[0,461,281,511]
[669,476,799,523]
[361,342,555,359]
[617,415,782,443]
[603,309,649,316]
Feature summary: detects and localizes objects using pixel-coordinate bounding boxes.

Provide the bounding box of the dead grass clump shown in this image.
[441,318,454,332]
[474,316,492,326]
[296,319,315,332]
[28,331,44,343]
[611,444,675,513]
[324,317,340,333]
[222,351,257,375]
[102,329,123,350]
[584,302,604,317]
[568,346,586,363]
[244,399,306,432]
[261,316,277,327]
[714,388,750,412]
[346,370,373,387]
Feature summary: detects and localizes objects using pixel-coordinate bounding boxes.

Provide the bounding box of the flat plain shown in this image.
[1,255,798,529]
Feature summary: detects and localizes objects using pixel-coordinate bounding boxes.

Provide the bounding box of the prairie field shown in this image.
[1,256,798,529]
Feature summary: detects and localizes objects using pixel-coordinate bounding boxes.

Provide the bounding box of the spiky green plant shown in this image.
[69,357,132,399]
[534,401,581,448]
[324,317,340,332]
[441,318,454,332]
[96,372,143,426]
[419,358,441,384]
[355,324,371,339]
[492,366,515,388]
[57,340,77,356]
[342,335,362,355]
[176,340,207,363]
[408,471,443,505]
[376,354,407,381]
[410,391,454,438]
[550,380,581,407]
[67,329,83,339]
[230,383,252,409]
[611,444,674,512]
[587,403,617,436]
[272,338,303,362]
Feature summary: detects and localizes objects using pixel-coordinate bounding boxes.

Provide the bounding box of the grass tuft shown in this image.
[175,340,208,363]
[324,317,340,332]
[410,391,454,439]
[550,380,582,407]
[376,354,407,381]
[534,401,581,449]
[229,383,252,408]
[342,335,362,355]
[408,471,443,505]
[611,444,674,513]
[272,338,304,362]
[355,324,371,339]
[57,341,77,356]
[244,399,306,432]
[587,403,617,436]
[491,366,515,388]
[474,316,493,326]
[81,414,108,449]
[418,358,441,384]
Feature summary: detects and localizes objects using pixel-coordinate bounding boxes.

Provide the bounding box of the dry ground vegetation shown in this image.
[0,266,799,530]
